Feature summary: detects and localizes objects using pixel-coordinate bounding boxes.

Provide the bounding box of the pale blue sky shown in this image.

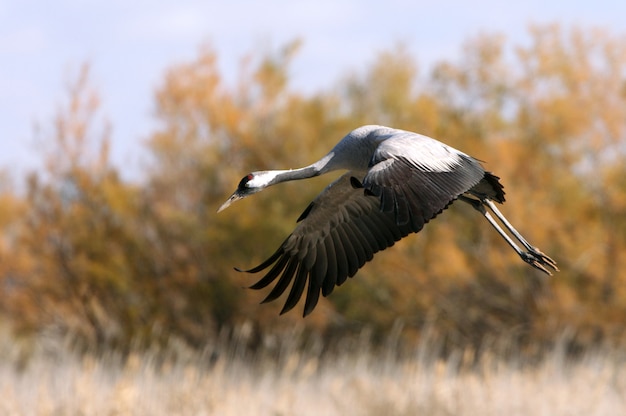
[1,1,625,181]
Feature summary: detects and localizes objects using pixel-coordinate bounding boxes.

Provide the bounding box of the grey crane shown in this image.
[218,125,558,316]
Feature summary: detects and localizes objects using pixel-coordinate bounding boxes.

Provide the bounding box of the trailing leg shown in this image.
[458,195,558,275]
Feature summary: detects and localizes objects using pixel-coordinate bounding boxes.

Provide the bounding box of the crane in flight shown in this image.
[218,125,558,316]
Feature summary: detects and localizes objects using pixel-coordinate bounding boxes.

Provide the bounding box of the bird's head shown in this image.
[217,171,276,212]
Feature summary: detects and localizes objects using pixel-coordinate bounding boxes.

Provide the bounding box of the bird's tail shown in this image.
[469,172,506,203]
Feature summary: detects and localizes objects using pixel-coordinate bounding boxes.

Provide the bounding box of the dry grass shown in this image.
[1,333,625,416]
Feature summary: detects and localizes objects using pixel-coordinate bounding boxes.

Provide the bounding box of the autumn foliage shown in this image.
[2,25,626,354]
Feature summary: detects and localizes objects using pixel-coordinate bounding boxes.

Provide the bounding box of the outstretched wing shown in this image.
[238,173,418,317]
[362,131,486,229]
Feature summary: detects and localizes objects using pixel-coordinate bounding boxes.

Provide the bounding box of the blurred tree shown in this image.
[512,25,626,345]
[13,64,176,350]
[0,172,33,331]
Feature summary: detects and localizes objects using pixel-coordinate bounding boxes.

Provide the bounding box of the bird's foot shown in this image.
[521,248,559,275]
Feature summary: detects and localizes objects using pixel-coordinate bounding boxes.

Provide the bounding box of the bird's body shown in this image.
[219,125,557,316]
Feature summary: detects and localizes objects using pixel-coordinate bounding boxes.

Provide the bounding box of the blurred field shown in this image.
[1,333,624,416]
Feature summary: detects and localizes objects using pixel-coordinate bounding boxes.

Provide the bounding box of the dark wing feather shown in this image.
[281,263,308,314]
[237,173,415,317]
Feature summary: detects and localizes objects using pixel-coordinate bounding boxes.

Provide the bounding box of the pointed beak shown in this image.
[217,191,245,213]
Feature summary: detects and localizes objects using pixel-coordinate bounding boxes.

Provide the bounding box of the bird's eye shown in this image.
[238,174,254,188]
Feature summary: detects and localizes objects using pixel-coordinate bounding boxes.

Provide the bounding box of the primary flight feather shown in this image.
[218,125,558,316]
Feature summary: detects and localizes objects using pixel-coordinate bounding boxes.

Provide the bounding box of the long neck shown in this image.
[263,152,340,186]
